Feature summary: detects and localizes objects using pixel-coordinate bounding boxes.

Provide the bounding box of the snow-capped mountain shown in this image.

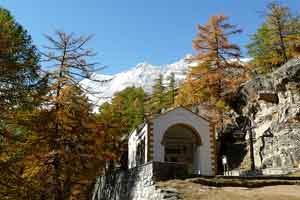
[80,55,193,109]
[80,55,250,110]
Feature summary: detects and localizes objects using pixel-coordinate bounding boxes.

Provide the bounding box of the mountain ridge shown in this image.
[80,55,251,110]
[80,55,193,109]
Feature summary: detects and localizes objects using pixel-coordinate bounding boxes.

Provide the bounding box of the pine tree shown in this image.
[0,7,42,121]
[100,87,145,136]
[166,72,176,106]
[0,8,45,199]
[148,74,166,114]
[97,87,145,169]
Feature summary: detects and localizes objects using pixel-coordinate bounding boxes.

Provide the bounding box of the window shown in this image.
[135,138,145,166]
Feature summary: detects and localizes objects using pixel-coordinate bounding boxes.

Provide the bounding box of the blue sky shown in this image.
[1,0,300,74]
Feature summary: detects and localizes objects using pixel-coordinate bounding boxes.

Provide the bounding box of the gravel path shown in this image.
[159,180,300,200]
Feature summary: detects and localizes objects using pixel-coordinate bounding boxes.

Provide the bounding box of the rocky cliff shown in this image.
[235,59,300,169]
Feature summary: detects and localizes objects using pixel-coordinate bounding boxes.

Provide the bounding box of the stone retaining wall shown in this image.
[225,168,300,176]
[92,161,187,200]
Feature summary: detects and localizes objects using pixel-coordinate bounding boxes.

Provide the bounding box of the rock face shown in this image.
[236,59,300,169]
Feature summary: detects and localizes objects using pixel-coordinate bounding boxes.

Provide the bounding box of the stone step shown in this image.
[161,188,181,200]
[163,196,181,200]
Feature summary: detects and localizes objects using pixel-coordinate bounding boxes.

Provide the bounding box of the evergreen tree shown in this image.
[100,87,145,136]
[0,8,45,199]
[148,74,166,114]
[0,7,42,122]
[166,72,176,106]
[97,87,145,168]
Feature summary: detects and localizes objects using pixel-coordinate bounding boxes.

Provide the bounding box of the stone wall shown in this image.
[226,168,300,176]
[92,161,187,200]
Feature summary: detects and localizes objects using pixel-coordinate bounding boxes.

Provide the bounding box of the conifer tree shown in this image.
[149,74,166,114]
[175,75,198,106]
[166,72,176,106]
[0,7,42,120]
[14,85,107,199]
[97,87,145,169]
[247,1,300,73]
[13,31,107,200]
[184,15,246,132]
[0,8,45,199]
[180,15,248,173]
[98,87,145,136]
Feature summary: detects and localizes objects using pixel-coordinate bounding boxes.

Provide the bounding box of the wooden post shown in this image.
[249,127,255,171]
[249,117,256,171]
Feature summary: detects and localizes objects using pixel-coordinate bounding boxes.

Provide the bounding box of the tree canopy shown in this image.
[247,1,300,73]
[176,15,248,127]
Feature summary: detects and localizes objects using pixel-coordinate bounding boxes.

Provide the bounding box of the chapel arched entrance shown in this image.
[161,124,202,172]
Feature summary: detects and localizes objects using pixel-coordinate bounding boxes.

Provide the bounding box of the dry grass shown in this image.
[158,179,300,200]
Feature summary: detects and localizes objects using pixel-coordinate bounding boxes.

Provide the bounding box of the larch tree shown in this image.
[181,14,249,173]
[44,32,96,200]
[247,1,300,73]
[16,85,107,199]
[175,74,199,106]
[14,32,108,200]
[185,15,247,135]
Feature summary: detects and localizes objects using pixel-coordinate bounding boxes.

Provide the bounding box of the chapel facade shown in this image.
[128,106,217,176]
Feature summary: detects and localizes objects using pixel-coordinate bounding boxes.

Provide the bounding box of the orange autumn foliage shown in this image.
[176,15,249,128]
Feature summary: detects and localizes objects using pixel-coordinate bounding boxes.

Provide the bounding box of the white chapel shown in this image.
[127,106,217,176]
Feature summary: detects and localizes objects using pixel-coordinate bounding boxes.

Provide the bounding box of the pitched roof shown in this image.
[150,106,210,122]
[128,106,210,140]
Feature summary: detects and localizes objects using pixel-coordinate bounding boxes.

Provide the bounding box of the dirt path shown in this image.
[159,180,300,200]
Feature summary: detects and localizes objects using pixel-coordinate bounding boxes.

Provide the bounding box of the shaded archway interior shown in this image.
[162,124,201,164]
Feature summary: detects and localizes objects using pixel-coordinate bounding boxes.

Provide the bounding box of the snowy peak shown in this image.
[135,62,154,69]
[80,54,251,111]
[80,56,192,109]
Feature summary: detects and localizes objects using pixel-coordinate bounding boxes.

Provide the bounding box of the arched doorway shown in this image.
[161,124,202,172]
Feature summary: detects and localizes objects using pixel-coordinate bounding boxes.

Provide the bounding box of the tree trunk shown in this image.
[52,46,67,200]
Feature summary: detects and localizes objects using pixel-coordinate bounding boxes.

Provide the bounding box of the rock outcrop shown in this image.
[235,59,300,169]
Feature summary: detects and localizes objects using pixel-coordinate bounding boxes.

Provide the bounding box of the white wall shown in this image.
[152,107,214,176]
[128,124,149,169]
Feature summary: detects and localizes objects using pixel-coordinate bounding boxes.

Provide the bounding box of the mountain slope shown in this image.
[80,55,193,109]
[80,56,251,111]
